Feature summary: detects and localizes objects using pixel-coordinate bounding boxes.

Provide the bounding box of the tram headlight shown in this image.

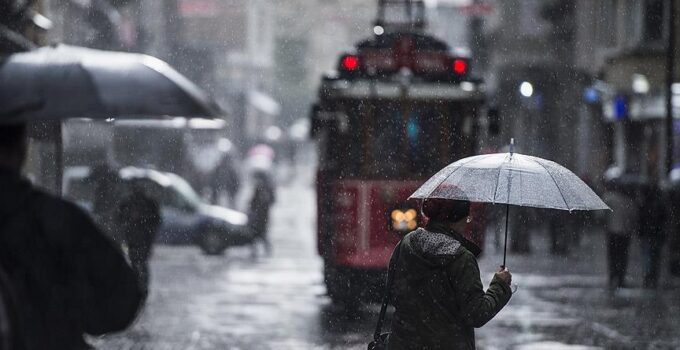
[390,208,418,232]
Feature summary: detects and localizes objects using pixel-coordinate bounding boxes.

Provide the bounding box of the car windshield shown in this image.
[166,174,204,209]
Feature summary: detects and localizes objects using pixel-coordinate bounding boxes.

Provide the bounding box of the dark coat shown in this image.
[115,191,161,262]
[248,172,275,236]
[387,223,512,350]
[638,185,667,238]
[0,169,142,350]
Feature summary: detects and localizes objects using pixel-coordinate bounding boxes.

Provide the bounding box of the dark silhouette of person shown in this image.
[115,185,161,301]
[210,154,241,206]
[387,198,512,350]
[0,122,142,350]
[248,170,276,256]
[638,184,667,289]
[602,181,638,289]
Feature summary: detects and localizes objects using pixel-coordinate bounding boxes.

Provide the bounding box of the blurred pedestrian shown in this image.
[211,153,241,207]
[669,184,680,277]
[386,198,512,350]
[601,182,638,289]
[638,184,667,289]
[116,185,161,301]
[509,207,532,254]
[248,170,276,256]
[0,123,142,350]
[548,210,571,256]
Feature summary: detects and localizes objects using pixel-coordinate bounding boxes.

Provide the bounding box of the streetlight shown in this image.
[520,81,534,98]
[373,25,385,35]
[519,81,536,154]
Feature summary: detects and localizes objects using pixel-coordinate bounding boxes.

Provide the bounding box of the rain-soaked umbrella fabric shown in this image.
[410,152,609,267]
[0,44,222,123]
[410,153,610,211]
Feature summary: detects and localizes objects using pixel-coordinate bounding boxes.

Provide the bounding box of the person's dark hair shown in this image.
[0,123,27,154]
[422,198,470,223]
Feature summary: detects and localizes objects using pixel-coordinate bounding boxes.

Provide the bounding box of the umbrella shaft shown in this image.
[503,204,509,268]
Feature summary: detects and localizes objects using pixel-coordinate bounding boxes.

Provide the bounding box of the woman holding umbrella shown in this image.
[385,197,512,350]
[370,141,609,350]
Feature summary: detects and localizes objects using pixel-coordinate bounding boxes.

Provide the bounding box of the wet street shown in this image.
[93,166,680,350]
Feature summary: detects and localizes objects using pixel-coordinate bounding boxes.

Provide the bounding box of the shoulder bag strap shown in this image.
[372,239,403,342]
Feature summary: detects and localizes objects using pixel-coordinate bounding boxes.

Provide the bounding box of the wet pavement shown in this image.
[93,166,680,350]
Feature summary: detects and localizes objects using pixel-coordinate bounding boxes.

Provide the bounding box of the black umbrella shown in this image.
[0,44,222,122]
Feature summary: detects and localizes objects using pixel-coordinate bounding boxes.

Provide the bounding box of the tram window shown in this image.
[320,101,471,180]
[367,105,404,177]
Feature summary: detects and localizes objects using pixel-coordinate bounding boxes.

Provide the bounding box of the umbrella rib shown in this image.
[425,155,491,199]
[535,159,570,210]
[492,153,513,203]
[492,158,504,203]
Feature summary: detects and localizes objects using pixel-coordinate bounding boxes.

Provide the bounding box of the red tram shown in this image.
[310,0,488,303]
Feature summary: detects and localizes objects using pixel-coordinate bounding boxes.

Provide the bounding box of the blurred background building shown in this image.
[3,0,680,188]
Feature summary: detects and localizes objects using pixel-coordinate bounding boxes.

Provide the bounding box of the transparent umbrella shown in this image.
[410,140,610,267]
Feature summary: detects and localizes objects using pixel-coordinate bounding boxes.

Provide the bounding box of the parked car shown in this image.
[64,166,252,255]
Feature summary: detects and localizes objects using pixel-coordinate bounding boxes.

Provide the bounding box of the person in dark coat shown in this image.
[0,123,142,350]
[387,198,512,350]
[248,170,276,256]
[115,185,161,301]
[638,184,667,289]
[210,153,241,206]
[669,184,680,277]
[601,181,638,289]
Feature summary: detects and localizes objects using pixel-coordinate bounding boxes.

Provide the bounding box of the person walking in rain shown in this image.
[116,185,161,301]
[248,170,276,256]
[0,123,142,350]
[601,181,638,289]
[638,183,667,289]
[387,198,512,350]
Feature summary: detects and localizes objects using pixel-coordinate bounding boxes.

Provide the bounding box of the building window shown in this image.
[519,0,548,37]
[597,0,617,48]
[643,0,665,43]
[619,0,667,50]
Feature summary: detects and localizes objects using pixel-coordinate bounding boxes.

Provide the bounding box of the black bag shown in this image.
[367,240,402,350]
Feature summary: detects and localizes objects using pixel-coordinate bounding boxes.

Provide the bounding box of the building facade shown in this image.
[575,0,680,183]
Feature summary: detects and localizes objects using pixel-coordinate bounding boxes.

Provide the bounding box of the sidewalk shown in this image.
[475,224,680,349]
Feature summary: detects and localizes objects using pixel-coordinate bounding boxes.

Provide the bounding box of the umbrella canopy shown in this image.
[0,44,222,123]
[410,152,609,211]
[410,150,609,267]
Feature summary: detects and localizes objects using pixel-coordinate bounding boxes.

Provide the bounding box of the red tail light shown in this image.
[341,55,360,71]
[452,59,468,75]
